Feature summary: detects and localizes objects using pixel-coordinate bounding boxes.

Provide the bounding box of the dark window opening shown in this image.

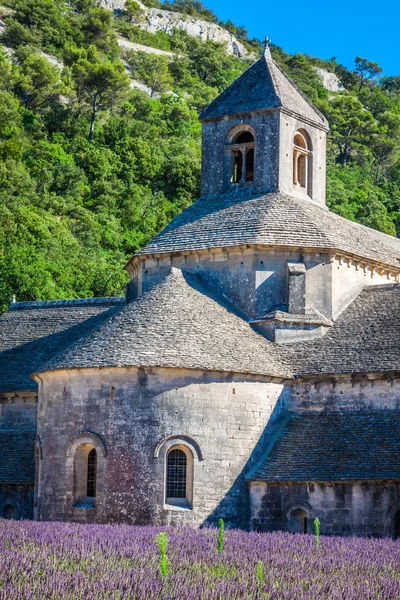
[395,510,400,539]
[87,448,97,498]
[235,131,254,144]
[233,150,243,183]
[288,508,308,534]
[3,504,17,519]
[246,148,254,182]
[166,449,187,499]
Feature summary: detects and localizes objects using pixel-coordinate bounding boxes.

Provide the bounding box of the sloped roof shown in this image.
[0,298,124,392]
[200,49,327,128]
[289,284,400,376]
[0,429,36,484]
[134,191,400,269]
[249,411,400,482]
[36,269,292,379]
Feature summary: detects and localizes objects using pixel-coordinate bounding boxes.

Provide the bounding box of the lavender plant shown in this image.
[0,519,399,599]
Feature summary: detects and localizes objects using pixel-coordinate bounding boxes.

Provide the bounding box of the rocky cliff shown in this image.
[101,0,249,56]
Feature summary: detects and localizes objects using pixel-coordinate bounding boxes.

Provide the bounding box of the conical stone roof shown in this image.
[35,269,292,379]
[134,191,400,269]
[200,49,328,129]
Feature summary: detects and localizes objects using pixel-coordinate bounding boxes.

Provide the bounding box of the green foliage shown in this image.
[314,517,320,547]
[156,532,169,578]
[1,0,400,313]
[126,51,173,97]
[217,518,224,554]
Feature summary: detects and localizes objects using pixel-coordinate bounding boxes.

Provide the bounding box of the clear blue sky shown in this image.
[207,0,400,76]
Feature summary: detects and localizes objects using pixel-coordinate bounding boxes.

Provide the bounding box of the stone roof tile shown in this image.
[135,191,400,269]
[0,298,124,392]
[36,269,292,379]
[289,284,400,376]
[0,429,36,484]
[249,411,400,481]
[200,51,327,127]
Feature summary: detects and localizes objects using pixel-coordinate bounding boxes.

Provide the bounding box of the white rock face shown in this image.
[100,0,248,56]
[314,67,344,93]
[117,37,178,57]
[142,8,248,56]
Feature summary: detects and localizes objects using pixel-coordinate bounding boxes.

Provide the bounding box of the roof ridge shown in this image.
[9,297,125,311]
[268,56,327,124]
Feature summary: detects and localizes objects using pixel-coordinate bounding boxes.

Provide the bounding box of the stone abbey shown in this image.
[1,45,400,538]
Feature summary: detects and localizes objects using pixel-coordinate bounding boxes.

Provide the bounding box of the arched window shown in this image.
[165,445,193,508]
[226,128,256,185]
[73,443,97,507]
[87,448,97,498]
[288,508,308,534]
[293,130,312,196]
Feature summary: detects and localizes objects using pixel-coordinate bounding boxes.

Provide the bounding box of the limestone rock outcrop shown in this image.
[101,0,249,56]
[313,67,344,92]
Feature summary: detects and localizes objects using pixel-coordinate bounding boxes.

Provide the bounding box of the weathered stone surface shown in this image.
[313,67,345,93]
[36,366,287,528]
[250,481,400,537]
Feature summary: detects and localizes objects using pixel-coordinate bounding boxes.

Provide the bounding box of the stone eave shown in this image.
[293,370,400,383]
[31,364,291,384]
[199,105,329,132]
[125,244,400,278]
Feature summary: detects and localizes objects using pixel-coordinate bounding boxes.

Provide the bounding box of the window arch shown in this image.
[0,498,20,520]
[73,443,97,507]
[226,127,256,185]
[288,508,308,534]
[165,444,194,508]
[286,502,311,534]
[293,130,312,196]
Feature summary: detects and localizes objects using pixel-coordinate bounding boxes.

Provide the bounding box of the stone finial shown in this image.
[263,36,271,58]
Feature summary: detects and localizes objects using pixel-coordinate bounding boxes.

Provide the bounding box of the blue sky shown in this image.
[207,0,399,75]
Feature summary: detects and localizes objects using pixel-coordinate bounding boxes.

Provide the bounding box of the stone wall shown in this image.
[35,366,288,527]
[250,481,400,537]
[290,377,400,413]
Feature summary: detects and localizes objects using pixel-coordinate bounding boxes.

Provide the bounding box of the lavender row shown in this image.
[0,520,399,599]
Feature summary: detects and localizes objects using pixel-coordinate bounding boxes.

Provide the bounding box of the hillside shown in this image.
[0,0,400,311]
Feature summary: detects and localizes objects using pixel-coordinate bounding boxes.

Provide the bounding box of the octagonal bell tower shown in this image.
[199,41,329,204]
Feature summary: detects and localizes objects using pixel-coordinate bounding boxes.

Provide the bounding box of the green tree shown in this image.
[354,56,383,93]
[71,47,130,142]
[126,51,173,97]
[324,94,377,166]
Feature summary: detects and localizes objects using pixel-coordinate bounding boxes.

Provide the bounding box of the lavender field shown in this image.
[0,520,399,599]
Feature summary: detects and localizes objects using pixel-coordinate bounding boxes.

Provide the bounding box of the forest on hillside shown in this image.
[0,0,400,311]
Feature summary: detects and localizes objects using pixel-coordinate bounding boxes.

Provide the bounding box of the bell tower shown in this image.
[199,39,329,204]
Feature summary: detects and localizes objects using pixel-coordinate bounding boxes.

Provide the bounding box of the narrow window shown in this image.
[227,128,256,186]
[246,148,255,182]
[167,448,187,499]
[293,130,312,196]
[87,448,97,498]
[233,150,243,183]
